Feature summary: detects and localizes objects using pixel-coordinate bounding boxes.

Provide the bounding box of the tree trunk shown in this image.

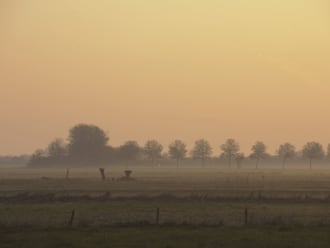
[176,158,179,167]
[229,155,232,167]
[282,158,286,169]
[310,158,312,169]
[256,158,259,169]
[201,158,205,167]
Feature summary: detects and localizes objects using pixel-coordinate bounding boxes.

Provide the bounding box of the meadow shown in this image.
[1,164,330,247]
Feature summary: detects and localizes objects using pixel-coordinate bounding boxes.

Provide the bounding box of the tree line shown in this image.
[28,124,330,168]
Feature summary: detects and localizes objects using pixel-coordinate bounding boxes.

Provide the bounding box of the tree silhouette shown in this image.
[68,124,109,164]
[191,139,212,167]
[168,140,187,167]
[28,149,47,166]
[235,153,245,168]
[220,138,240,167]
[277,143,296,168]
[302,142,324,169]
[48,138,67,159]
[118,141,141,162]
[250,141,268,169]
[144,140,163,165]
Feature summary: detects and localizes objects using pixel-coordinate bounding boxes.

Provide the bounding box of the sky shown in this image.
[0,0,330,155]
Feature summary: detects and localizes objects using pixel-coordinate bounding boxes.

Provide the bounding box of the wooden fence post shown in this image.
[99,168,106,181]
[66,168,70,179]
[244,208,248,225]
[68,209,75,227]
[156,207,160,225]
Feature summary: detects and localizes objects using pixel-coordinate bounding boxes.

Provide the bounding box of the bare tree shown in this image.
[235,153,245,168]
[277,143,296,169]
[302,142,324,169]
[191,139,212,167]
[220,139,240,167]
[168,140,187,167]
[144,140,163,165]
[250,141,268,169]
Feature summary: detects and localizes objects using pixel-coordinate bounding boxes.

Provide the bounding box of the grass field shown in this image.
[2,226,330,248]
[1,165,330,247]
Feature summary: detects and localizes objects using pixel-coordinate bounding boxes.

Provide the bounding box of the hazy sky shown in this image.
[1,0,330,155]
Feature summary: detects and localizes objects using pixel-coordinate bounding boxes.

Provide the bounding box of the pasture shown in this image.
[1,165,330,247]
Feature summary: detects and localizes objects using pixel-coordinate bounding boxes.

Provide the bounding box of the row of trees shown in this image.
[29,124,330,168]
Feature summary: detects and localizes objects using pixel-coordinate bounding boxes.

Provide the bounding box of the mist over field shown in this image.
[1,0,330,247]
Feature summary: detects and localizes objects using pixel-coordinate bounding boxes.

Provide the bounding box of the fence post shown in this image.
[156,207,160,225]
[99,168,106,181]
[66,168,70,179]
[68,209,75,227]
[244,208,248,225]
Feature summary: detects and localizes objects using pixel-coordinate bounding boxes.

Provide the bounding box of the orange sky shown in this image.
[1,0,330,155]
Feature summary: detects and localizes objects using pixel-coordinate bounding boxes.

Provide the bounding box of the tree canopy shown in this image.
[168,140,187,166]
[302,142,324,169]
[220,138,240,167]
[48,138,67,158]
[277,143,296,168]
[68,124,109,164]
[191,139,212,166]
[250,141,268,169]
[26,124,329,168]
[144,140,163,164]
[118,141,141,161]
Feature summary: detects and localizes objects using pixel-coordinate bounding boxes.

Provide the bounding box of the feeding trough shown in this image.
[118,170,135,181]
[124,170,132,178]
